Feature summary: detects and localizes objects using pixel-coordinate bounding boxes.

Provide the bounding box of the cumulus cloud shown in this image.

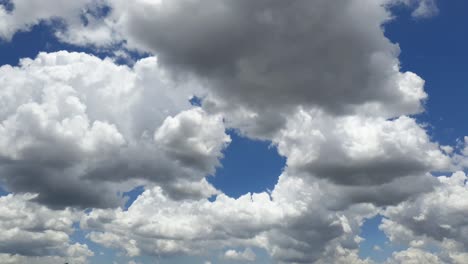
[0,0,435,137]
[385,248,442,264]
[395,0,439,18]
[80,171,380,263]
[223,248,256,262]
[109,0,424,116]
[0,51,229,208]
[381,171,468,263]
[0,0,116,46]
[274,109,449,186]
[0,193,93,263]
[154,108,230,175]
[0,0,455,263]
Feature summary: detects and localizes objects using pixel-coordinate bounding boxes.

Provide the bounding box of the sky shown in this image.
[0,0,467,264]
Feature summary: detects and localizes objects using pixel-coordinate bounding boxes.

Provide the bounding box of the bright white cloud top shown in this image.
[0,0,465,263]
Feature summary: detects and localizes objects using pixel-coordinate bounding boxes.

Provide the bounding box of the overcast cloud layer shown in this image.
[2,0,467,263]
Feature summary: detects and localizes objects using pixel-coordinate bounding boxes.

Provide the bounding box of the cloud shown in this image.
[154,108,231,175]
[223,248,256,262]
[274,109,449,187]
[82,185,284,257]
[0,0,115,46]
[381,171,468,263]
[80,171,380,263]
[394,0,439,18]
[0,40,445,264]
[76,104,451,262]
[385,248,442,264]
[0,51,228,208]
[0,193,93,263]
[104,0,431,138]
[0,0,434,138]
[0,1,454,263]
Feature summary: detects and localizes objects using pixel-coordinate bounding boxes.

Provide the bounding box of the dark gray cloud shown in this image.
[116,0,426,126]
[0,0,436,139]
[0,162,121,209]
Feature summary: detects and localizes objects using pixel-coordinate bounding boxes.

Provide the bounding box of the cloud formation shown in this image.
[381,172,468,263]
[1,0,435,137]
[81,172,379,263]
[0,193,92,263]
[223,248,256,262]
[2,0,464,264]
[0,51,229,208]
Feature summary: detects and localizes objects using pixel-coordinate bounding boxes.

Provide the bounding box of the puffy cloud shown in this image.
[265,109,449,210]
[82,185,283,257]
[0,51,229,208]
[108,0,424,116]
[223,248,256,262]
[315,246,373,264]
[78,104,451,262]
[0,0,117,47]
[381,171,468,263]
[0,1,452,263]
[81,172,379,263]
[275,110,449,187]
[0,193,93,263]
[394,0,439,18]
[1,0,435,137]
[154,108,230,175]
[385,248,442,264]
[0,0,86,40]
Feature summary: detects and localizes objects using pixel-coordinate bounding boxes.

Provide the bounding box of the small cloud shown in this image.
[412,0,439,18]
[223,248,256,262]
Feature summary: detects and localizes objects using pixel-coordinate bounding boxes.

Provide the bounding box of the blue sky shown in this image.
[385,1,468,145]
[0,1,467,263]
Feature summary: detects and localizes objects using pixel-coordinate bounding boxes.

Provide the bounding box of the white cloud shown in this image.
[81,171,380,263]
[223,248,256,262]
[154,108,231,175]
[381,171,468,263]
[274,110,449,187]
[386,248,442,264]
[0,193,93,263]
[0,1,454,264]
[394,0,439,18]
[0,0,116,46]
[0,51,228,208]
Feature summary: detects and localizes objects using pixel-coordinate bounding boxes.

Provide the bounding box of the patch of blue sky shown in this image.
[70,221,119,264]
[359,215,405,262]
[208,129,286,198]
[122,185,145,210]
[0,20,147,67]
[385,1,468,146]
[0,0,13,12]
[0,185,9,196]
[189,95,203,107]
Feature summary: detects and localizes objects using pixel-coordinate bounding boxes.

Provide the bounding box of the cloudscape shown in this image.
[0,0,467,263]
